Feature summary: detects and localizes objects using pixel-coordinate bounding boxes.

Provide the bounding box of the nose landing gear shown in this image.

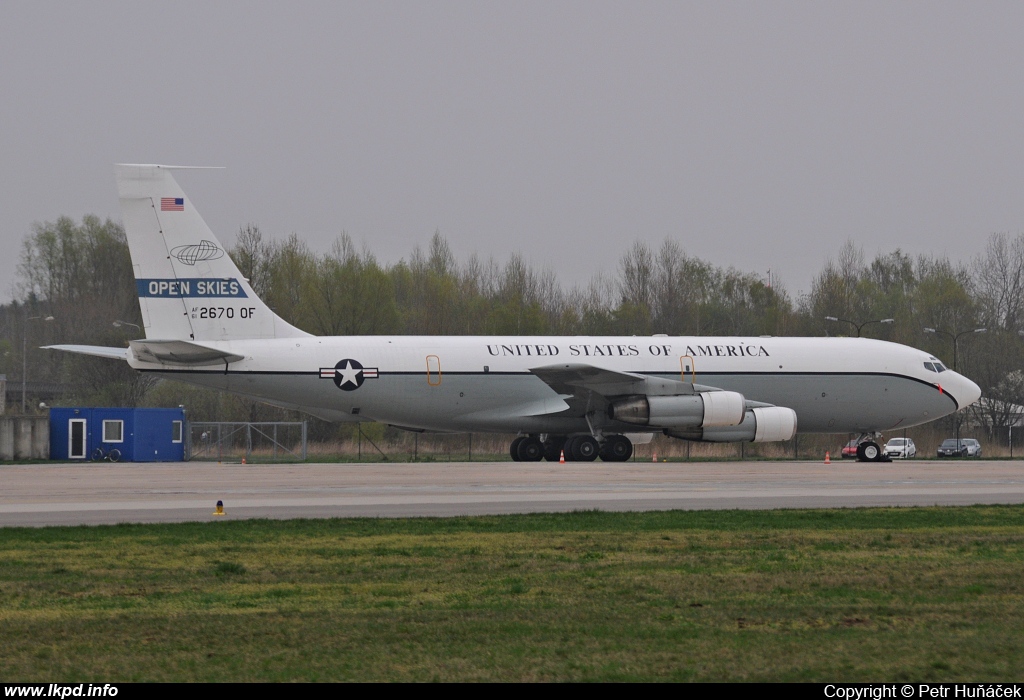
[854,434,891,462]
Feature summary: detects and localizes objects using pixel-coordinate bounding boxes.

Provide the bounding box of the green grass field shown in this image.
[2,507,1023,681]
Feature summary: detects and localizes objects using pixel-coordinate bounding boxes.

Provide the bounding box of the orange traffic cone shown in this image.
[559,449,565,464]
[824,451,831,465]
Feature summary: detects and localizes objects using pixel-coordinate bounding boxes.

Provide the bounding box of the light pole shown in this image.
[923,326,986,450]
[825,316,894,337]
[22,314,54,413]
[922,327,986,372]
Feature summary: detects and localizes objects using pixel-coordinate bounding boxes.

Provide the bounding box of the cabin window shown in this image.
[172,420,183,443]
[103,420,124,443]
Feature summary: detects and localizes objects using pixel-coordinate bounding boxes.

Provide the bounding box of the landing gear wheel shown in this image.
[857,441,881,462]
[516,436,544,462]
[510,436,525,462]
[571,435,599,462]
[543,437,566,462]
[600,435,633,462]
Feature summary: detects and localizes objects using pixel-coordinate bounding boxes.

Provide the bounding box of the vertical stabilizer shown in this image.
[115,164,309,341]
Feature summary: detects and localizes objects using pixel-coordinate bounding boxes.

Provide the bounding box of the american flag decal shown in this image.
[161,197,185,211]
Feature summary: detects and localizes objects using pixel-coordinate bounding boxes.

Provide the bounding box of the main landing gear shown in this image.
[509,434,634,462]
[854,434,891,463]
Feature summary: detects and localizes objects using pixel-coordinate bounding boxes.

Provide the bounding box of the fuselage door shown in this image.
[69,418,87,459]
[426,354,442,386]
[680,355,695,383]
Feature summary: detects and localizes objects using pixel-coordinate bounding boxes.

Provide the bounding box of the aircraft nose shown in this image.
[953,372,982,408]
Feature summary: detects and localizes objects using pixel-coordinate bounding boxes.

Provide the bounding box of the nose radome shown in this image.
[956,373,982,408]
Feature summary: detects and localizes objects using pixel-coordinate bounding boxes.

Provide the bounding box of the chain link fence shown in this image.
[188,421,307,462]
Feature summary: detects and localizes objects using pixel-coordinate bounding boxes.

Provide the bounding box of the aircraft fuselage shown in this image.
[130,334,975,436]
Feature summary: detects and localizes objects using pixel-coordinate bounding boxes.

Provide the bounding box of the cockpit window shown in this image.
[923,361,948,373]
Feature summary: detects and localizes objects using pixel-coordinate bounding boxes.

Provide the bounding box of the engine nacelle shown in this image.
[666,406,798,443]
[608,391,746,428]
[751,406,799,442]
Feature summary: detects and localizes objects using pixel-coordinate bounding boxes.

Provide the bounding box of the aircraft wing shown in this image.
[529,362,795,441]
[529,361,760,418]
[529,363,713,399]
[453,394,576,428]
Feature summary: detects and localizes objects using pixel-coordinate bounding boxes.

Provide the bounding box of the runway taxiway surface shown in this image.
[2,459,1024,526]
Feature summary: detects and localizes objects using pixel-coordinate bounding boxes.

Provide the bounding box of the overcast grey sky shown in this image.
[2,1,1023,303]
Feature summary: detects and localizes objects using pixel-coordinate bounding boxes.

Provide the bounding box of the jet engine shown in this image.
[666,406,798,443]
[608,391,746,428]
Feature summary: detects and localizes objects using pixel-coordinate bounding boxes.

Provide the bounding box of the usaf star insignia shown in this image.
[319,359,379,391]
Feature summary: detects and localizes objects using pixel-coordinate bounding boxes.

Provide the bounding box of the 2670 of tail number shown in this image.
[192,307,257,319]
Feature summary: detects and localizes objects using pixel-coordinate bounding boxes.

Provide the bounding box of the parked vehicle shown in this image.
[936,438,982,458]
[840,439,859,459]
[884,437,917,459]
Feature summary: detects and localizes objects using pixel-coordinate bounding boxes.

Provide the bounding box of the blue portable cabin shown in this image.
[49,407,186,462]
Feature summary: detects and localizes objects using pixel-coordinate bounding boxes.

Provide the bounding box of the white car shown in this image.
[884,437,917,459]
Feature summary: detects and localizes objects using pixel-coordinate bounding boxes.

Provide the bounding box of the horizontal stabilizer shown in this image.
[128,339,244,366]
[43,345,130,361]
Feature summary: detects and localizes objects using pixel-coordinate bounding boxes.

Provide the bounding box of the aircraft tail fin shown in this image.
[115,164,310,341]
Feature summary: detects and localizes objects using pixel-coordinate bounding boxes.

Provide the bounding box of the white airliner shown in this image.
[47,165,982,463]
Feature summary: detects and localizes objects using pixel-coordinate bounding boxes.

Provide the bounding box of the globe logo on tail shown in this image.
[170,240,225,266]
